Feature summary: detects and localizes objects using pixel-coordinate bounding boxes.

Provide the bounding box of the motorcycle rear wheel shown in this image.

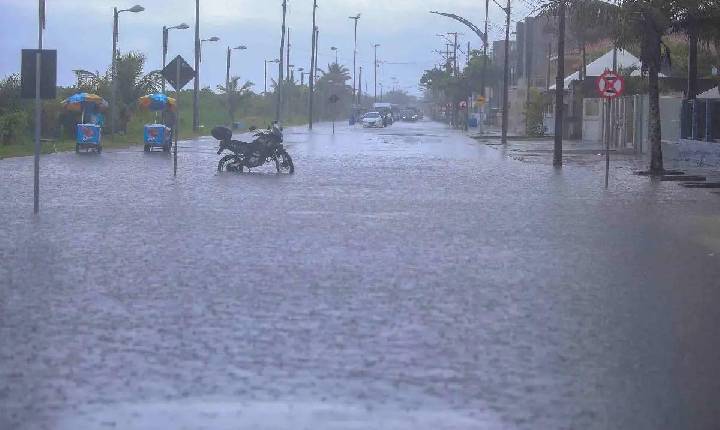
[218,154,243,172]
[275,150,294,174]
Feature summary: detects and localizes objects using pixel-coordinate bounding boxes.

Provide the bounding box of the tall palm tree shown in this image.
[98,52,161,133]
[320,63,352,85]
[670,0,720,99]
[217,76,254,125]
[616,1,676,173]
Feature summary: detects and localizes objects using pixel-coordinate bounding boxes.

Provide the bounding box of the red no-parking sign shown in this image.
[596,69,625,99]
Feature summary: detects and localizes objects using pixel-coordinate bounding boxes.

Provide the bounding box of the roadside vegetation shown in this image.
[0,52,382,158]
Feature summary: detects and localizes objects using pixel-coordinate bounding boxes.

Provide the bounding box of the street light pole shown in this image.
[298,68,305,85]
[111,4,144,140]
[265,59,279,94]
[373,44,380,101]
[348,14,360,104]
[276,0,288,123]
[309,0,318,130]
[162,23,189,94]
[162,25,167,92]
[481,0,489,98]
[501,0,511,144]
[331,46,338,64]
[195,36,220,126]
[226,45,247,125]
[33,0,44,214]
[111,8,118,139]
[193,0,200,132]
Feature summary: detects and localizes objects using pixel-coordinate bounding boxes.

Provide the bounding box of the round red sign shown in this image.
[596,70,625,99]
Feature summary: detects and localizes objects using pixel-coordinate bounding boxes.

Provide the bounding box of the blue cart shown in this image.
[143,124,172,152]
[75,124,102,153]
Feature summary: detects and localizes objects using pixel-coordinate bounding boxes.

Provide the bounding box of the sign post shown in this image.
[161,55,195,177]
[597,69,625,188]
[21,1,56,214]
[329,94,339,135]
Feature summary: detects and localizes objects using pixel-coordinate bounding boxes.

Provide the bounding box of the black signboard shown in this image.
[328,94,339,104]
[162,55,195,91]
[21,49,57,99]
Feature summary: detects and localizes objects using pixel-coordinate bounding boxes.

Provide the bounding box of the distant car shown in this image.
[401,111,419,122]
[361,112,385,128]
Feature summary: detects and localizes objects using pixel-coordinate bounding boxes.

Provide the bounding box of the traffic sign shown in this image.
[162,55,195,91]
[21,49,57,99]
[596,69,625,99]
[459,100,468,109]
[475,95,486,104]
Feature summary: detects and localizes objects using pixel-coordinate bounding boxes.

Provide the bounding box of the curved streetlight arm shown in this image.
[429,11,487,47]
[120,5,145,13]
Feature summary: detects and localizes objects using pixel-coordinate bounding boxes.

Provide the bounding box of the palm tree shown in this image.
[217,76,254,125]
[670,0,720,99]
[98,52,161,133]
[568,0,618,79]
[315,63,352,120]
[320,63,352,85]
[616,1,676,173]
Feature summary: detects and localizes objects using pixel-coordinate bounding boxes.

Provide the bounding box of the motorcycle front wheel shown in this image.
[275,150,294,174]
[218,154,244,172]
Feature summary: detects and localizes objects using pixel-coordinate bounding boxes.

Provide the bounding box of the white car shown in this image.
[361,112,385,128]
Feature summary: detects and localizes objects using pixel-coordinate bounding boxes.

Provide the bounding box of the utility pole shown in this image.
[286,28,291,83]
[449,32,459,77]
[193,0,200,132]
[546,41,552,90]
[276,0,287,123]
[358,66,363,103]
[308,0,318,130]
[466,40,471,131]
[553,0,566,167]
[315,27,320,77]
[446,44,452,72]
[349,14,361,104]
[688,24,698,100]
[501,0,511,144]
[481,0,489,98]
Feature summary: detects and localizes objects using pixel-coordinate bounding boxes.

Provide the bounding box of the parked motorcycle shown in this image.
[213,123,294,174]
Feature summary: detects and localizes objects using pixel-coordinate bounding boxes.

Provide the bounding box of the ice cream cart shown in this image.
[143,124,172,152]
[138,94,176,152]
[62,93,108,153]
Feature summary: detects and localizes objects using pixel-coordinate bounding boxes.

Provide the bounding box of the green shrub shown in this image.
[525,88,546,137]
[0,111,28,145]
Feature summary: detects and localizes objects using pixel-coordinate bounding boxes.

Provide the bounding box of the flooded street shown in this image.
[1,121,720,429]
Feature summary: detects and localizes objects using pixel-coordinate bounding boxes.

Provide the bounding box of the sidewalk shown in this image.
[474,133,720,185]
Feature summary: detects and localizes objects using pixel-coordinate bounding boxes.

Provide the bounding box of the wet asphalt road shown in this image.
[1,121,720,430]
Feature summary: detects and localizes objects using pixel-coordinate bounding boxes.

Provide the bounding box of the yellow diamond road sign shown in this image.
[475,96,486,104]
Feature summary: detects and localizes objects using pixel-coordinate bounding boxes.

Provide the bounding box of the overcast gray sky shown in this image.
[1,0,537,95]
